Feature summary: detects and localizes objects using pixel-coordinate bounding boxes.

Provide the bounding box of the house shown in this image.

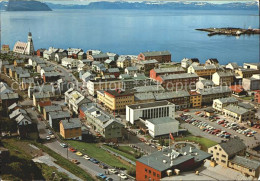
[117,55,132,69]
[8,102,21,112]
[133,85,165,93]
[229,85,248,97]
[40,66,55,76]
[226,62,239,70]
[61,57,80,69]
[121,74,151,90]
[188,64,217,78]
[136,145,211,181]
[138,51,171,63]
[16,114,38,139]
[86,49,102,59]
[181,58,200,69]
[104,68,120,78]
[14,59,25,67]
[81,71,95,83]
[42,72,61,83]
[92,63,106,73]
[208,137,246,167]
[86,79,122,96]
[15,70,30,82]
[9,108,27,120]
[43,105,62,120]
[77,63,88,72]
[153,90,190,110]
[242,74,260,91]
[222,104,255,123]
[60,118,82,140]
[0,93,19,108]
[33,92,51,107]
[196,79,215,89]
[150,67,185,81]
[82,106,124,141]
[134,59,158,76]
[0,82,13,95]
[2,44,10,52]
[235,68,260,79]
[37,100,52,113]
[212,71,235,86]
[212,97,238,112]
[103,89,135,113]
[67,48,83,59]
[229,156,260,178]
[197,86,231,106]
[205,58,219,66]
[65,89,90,114]
[243,63,260,70]
[43,47,59,60]
[28,58,45,70]
[36,63,47,73]
[21,78,35,90]
[28,84,56,99]
[125,67,138,76]
[254,90,260,104]
[126,101,175,124]
[145,117,179,138]
[88,53,109,62]
[104,59,117,69]
[13,32,34,55]
[49,111,70,131]
[156,73,199,91]
[36,48,46,57]
[107,52,119,61]
[54,49,68,63]
[78,51,86,60]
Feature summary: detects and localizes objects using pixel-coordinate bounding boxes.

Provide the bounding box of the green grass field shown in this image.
[66,140,134,170]
[175,136,217,151]
[102,145,137,162]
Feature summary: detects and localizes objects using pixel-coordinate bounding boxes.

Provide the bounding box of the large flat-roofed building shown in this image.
[188,64,217,78]
[150,67,185,81]
[138,51,171,63]
[235,69,260,79]
[212,71,235,86]
[222,104,255,123]
[136,145,211,181]
[86,79,122,96]
[145,117,179,138]
[104,89,135,113]
[126,101,175,124]
[156,73,199,91]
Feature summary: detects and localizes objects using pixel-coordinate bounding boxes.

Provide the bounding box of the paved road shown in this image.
[26,105,130,180]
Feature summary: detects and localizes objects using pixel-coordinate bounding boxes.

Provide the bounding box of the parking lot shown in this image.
[178,109,260,148]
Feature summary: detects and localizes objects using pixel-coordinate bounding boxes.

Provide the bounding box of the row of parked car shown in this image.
[97,172,128,180]
[181,114,231,139]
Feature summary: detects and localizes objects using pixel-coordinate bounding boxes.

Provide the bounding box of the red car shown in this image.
[183,109,190,112]
[69,147,77,152]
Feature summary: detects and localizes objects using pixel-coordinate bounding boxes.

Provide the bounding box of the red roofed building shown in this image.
[38,100,52,113]
[229,85,248,97]
[254,90,260,104]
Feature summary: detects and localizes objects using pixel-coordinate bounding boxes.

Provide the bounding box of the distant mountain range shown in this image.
[0,1,258,11]
[46,1,259,10]
[1,0,51,11]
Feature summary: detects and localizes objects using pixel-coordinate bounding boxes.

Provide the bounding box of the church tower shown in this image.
[25,32,34,55]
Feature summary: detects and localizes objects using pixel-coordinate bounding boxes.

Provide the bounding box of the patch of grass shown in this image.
[66,140,134,170]
[175,136,217,151]
[1,139,75,181]
[34,142,94,181]
[240,96,253,100]
[103,145,137,162]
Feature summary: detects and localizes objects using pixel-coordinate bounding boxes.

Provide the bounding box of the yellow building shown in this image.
[60,118,82,140]
[116,56,131,69]
[97,90,105,104]
[208,137,246,167]
[87,79,123,96]
[189,91,202,108]
[104,89,134,112]
[2,45,10,52]
[235,69,260,78]
[188,64,217,77]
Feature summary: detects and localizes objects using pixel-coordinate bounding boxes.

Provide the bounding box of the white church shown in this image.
[13,32,35,55]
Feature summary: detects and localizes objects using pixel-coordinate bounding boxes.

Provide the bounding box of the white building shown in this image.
[126,101,175,124]
[212,97,238,112]
[61,57,80,69]
[43,47,59,60]
[145,117,179,138]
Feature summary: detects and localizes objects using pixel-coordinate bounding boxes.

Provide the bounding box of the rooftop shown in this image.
[127,101,173,110]
[197,86,231,95]
[44,105,62,113]
[215,97,238,104]
[60,118,81,130]
[49,111,70,119]
[134,85,165,93]
[230,156,260,170]
[224,104,250,115]
[153,67,185,74]
[160,73,198,81]
[218,137,246,157]
[105,89,134,97]
[147,117,178,125]
[141,51,171,57]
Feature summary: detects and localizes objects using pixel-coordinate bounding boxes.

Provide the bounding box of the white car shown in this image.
[50,134,55,139]
[83,155,90,160]
[118,173,128,180]
[108,169,118,174]
[46,136,51,140]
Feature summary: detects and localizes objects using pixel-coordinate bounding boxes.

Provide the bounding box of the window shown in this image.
[221,160,226,164]
[249,169,252,172]
[219,148,222,151]
[216,158,219,161]
[145,175,147,178]
[216,153,219,155]
[145,168,147,173]
[214,147,217,150]
[149,170,151,174]
[210,150,213,153]
[222,154,226,158]
[153,172,156,176]
[157,174,160,178]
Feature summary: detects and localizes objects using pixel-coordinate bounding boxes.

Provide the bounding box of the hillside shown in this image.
[6,0,51,11]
